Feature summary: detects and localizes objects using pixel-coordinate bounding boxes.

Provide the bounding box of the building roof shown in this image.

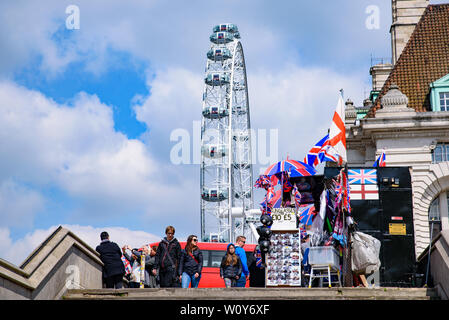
[368,4,449,117]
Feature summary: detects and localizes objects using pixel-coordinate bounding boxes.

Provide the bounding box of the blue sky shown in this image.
[0,0,447,264]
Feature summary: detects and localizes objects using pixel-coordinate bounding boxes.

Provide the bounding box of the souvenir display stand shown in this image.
[266,208,301,287]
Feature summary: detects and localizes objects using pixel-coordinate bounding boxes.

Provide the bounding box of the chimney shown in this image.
[390,0,429,64]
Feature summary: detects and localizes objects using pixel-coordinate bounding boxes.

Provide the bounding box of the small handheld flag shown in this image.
[373,152,386,167]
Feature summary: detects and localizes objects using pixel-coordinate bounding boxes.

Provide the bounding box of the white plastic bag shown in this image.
[351,231,381,273]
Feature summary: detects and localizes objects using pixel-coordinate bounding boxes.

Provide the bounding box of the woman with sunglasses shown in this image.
[178,235,203,288]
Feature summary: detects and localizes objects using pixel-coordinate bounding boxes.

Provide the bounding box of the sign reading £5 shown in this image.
[270,208,297,231]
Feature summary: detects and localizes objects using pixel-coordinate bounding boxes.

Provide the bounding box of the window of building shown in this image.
[430,74,449,111]
[428,197,442,240]
[431,143,449,163]
[439,92,449,111]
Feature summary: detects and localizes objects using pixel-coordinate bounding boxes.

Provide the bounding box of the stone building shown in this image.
[346,1,449,258]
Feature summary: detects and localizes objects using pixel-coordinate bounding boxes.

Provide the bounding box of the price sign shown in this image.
[270,208,297,231]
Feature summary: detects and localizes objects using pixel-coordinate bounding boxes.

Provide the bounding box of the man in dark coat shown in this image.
[95,231,125,289]
[152,226,181,288]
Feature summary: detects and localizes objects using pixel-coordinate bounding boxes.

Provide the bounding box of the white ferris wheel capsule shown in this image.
[200,23,255,243]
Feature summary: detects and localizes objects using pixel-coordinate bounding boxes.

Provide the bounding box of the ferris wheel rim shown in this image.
[200,26,254,243]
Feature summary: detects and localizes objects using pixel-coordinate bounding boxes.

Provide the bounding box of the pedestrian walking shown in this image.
[248,245,265,287]
[220,243,242,288]
[152,226,181,288]
[234,235,249,287]
[178,235,203,288]
[95,231,125,289]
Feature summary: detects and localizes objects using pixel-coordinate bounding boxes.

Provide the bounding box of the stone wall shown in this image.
[0,226,103,300]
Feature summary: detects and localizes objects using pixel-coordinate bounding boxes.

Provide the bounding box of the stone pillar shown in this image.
[370,64,393,91]
[390,0,429,64]
[345,99,356,125]
[377,83,414,118]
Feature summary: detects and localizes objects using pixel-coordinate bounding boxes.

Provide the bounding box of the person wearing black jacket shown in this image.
[152,226,181,288]
[248,245,265,287]
[95,231,125,289]
[220,243,242,288]
[178,235,203,288]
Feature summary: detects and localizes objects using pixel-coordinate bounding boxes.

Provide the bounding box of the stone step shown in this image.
[63,287,440,300]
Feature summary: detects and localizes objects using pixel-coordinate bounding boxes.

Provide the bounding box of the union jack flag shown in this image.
[297,204,316,227]
[254,175,271,190]
[318,143,340,164]
[304,134,329,167]
[265,186,275,206]
[279,171,292,193]
[218,33,224,39]
[348,169,377,185]
[293,186,302,208]
[261,205,272,215]
[260,189,282,209]
[373,152,386,167]
[255,249,262,268]
[121,255,132,275]
[343,171,351,214]
[335,172,351,214]
[304,134,340,168]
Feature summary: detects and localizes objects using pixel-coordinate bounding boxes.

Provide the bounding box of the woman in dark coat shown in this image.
[178,235,203,288]
[220,243,242,288]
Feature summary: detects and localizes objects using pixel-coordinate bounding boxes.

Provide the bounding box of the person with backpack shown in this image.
[178,235,203,288]
[152,226,181,288]
[220,243,242,288]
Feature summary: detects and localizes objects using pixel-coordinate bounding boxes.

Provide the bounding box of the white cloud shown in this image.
[0,180,45,229]
[0,80,197,229]
[0,225,161,266]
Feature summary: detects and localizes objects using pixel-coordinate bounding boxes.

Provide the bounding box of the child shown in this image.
[220,243,242,288]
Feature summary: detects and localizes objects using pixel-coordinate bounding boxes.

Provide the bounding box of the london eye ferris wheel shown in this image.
[200,23,258,243]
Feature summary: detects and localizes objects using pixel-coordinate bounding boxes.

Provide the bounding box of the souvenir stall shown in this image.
[255,161,354,288]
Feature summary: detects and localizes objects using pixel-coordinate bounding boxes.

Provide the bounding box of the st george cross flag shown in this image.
[328,94,347,164]
[348,169,377,185]
[350,184,379,200]
[373,152,386,167]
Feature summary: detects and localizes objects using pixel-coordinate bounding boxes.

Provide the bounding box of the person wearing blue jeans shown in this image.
[234,235,249,287]
[181,272,201,288]
[178,235,203,288]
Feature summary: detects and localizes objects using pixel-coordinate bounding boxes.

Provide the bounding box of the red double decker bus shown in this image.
[149,241,256,288]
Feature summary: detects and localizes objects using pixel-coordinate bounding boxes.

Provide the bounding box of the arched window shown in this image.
[428,197,442,240]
